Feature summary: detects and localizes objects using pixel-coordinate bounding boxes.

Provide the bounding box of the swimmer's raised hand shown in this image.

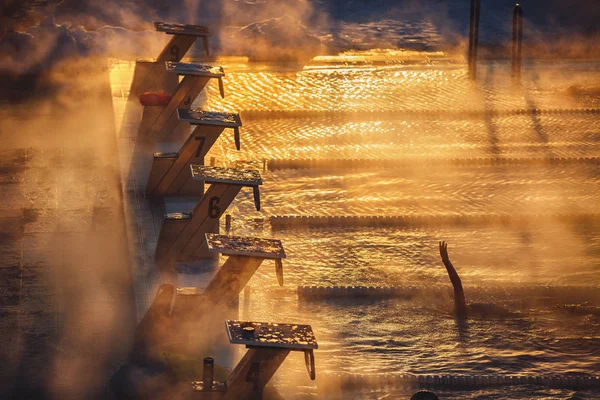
[439,241,450,264]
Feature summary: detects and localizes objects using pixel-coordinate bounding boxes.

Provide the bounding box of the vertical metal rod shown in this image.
[225,214,232,234]
[243,286,251,319]
[203,357,215,391]
[468,0,476,73]
[512,4,523,77]
[470,0,481,80]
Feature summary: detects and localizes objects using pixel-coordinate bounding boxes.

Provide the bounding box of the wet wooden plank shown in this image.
[154,22,210,36]
[226,320,318,350]
[190,166,262,186]
[178,109,242,128]
[206,234,285,259]
[166,62,224,78]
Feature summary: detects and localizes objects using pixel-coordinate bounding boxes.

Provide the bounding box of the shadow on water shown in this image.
[521,71,554,158]
[481,64,501,156]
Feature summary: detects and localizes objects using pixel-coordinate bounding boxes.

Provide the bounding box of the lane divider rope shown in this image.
[241,108,600,120]
[297,285,600,300]
[267,157,600,171]
[318,373,600,391]
[270,214,600,230]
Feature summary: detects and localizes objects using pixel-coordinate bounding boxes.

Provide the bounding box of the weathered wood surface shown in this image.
[155,22,210,36]
[226,321,318,350]
[146,125,227,196]
[141,74,216,141]
[191,166,262,186]
[223,347,290,400]
[133,35,197,95]
[206,234,286,259]
[179,109,242,127]
[204,256,264,307]
[155,183,242,270]
[166,62,224,78]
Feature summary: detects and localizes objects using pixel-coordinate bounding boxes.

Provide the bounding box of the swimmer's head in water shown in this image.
[410,390,439,400]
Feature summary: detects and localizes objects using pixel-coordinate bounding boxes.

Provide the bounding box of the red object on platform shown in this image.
[139,91,172,106]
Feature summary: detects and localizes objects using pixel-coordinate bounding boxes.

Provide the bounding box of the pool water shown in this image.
[197,57,600,398]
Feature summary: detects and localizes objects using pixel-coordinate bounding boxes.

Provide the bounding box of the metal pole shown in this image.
[468,0,482,80]
[202,357,215,391]
[468,0,476,72]
[243,286,251,319]
[512,4,523,77]
[472,0,481,80]
[225,214,232,234]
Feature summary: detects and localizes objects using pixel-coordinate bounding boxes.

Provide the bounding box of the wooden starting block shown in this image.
[138,62,226,142]
[134,237,285,368]
[155,22,210,57]
[191,320,317,399]
[168,236,285,350]
[131,21,210,96]
[204,234,286,299]
[146,110,242,197]
[156,166,262,272]
[170,234,285,318]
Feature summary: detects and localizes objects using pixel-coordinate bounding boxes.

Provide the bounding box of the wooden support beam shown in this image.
[156,183,241,272]
[138,63,225,142]
[156,167,262,271]
[146,125,225,197]
[147,153,179,195]
[223,347,290,400]
[130,284,175,362]
[139,75,205,140]
[132,21,210,94]
[181,184,242,260]
[137,34,198,94]
[204,256,264,307]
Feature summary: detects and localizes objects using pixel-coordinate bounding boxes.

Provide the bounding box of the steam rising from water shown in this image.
[1,0,598,398]
[0,61,136,398]
[2,0,599,78]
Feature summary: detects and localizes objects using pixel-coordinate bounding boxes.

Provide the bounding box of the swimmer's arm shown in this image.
[439,241,464,291]
[439,241,467,316]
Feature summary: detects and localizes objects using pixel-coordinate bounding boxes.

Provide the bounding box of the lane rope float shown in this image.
[270,213,600,230]
[318,373,600,391]
[266,157,600,171]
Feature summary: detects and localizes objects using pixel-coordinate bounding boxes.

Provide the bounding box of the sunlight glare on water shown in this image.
[197,51,600,398]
